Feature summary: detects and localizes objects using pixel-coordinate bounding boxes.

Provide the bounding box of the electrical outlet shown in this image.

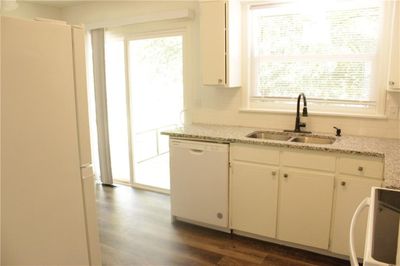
[387,105,399,119]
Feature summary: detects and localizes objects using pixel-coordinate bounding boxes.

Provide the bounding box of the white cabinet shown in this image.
[170,140,385,257]
[230,144,335,249]
[330,175,381,256]
[230,143,279,165]
[229,143,384,255]
[277,168,334,249]
[199,0,241,87]
[230,162,278,238]
[338,156,383,179]
[281,150,336,172]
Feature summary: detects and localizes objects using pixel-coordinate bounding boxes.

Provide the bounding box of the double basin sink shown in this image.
[246,131,336,145]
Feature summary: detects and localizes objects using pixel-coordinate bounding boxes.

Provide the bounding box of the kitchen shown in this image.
[1,0,400,265]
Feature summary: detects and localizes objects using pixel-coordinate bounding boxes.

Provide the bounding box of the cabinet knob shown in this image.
[341,181,346,186]
[283,173,288,178]
[217,212,223,219]
[272,171,277,176]
[358,166,364,171]
[218,79,223,84]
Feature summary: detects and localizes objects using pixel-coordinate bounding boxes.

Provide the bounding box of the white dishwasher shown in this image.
[169,139,229,228]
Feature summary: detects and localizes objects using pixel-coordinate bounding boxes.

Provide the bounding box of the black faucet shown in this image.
[283,93,311,133]
[294,93,308,132]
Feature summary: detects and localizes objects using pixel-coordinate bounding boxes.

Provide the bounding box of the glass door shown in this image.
[128,34,184,191]
[100,26,185,191]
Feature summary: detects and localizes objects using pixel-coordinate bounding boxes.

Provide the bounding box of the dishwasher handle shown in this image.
[189,148,205,155]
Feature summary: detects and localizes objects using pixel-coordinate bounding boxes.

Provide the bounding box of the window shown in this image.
[247,0,397,115]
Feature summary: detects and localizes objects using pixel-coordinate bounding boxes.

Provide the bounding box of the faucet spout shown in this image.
[283,93,311,134]
[294,93,308,132]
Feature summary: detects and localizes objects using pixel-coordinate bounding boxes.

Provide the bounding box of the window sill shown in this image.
[239,108,388,120]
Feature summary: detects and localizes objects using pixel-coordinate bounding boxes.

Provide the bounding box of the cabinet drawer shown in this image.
[230,144,279,165]
[281,150,336,172]
[338,156,383,179]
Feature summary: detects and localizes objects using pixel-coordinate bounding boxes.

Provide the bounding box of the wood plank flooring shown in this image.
[96,184,348,266]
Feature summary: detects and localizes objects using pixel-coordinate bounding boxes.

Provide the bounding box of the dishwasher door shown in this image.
[169,139,229,228]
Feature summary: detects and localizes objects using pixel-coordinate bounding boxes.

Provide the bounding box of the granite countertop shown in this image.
[162,123,400,189]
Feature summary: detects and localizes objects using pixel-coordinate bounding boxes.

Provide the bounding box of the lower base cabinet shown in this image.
[229,143,383,257]
[230,162,278,238]
[277,168,334,249]
[330,176,382,256]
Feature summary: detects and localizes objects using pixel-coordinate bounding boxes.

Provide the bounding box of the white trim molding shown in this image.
[85,8,194,30]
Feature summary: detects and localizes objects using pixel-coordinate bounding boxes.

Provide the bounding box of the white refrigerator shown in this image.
[1,16,101,265]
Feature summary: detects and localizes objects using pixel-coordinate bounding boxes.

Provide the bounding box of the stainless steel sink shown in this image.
[246,131,292,141]
[290,136,336,144]
[246,131,336,144]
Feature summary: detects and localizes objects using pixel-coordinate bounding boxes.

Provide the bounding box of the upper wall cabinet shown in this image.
[199,0,241,87]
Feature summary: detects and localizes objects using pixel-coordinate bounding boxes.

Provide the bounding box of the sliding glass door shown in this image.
[102,27,184,192]
[128,34,183,190]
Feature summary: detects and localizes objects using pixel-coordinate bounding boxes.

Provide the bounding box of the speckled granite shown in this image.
[162,123,400,188]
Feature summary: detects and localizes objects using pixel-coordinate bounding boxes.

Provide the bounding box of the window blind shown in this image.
[249,1,385,110]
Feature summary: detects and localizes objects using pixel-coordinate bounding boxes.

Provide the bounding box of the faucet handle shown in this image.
[333,126,341,137]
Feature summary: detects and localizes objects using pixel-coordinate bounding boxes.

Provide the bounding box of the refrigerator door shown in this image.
[1,16,89,265]
[73,26,102,265]
[81,166,102,266]
[72,25,92,167]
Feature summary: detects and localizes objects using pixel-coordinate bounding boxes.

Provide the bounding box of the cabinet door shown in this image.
[225,0,241,87]
[330,176,381,256]
[230,162,278,238]
[277,168,334,249]
[199,1,226,85]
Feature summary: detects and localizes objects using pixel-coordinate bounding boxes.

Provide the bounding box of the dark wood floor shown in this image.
[96,184,348,266]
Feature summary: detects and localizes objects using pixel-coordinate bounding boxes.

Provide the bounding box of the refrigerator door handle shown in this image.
[81,163,92,168]
[81,165,94,179]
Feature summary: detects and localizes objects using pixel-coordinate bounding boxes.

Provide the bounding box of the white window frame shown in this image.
[240,0,396,118]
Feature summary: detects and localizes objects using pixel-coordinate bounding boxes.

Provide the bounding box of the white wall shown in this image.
[193,88,400,138]
[0,2,61,20]
[61,1,400,139]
